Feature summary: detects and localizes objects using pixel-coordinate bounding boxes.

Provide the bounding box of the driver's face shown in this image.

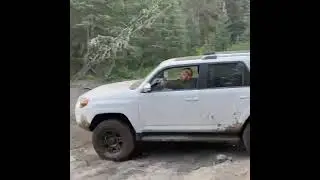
[180,70,192,81]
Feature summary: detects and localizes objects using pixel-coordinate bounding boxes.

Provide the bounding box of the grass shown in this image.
[227,42,250,51]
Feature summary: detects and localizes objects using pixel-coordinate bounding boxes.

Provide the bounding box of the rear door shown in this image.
[197,61,250,131]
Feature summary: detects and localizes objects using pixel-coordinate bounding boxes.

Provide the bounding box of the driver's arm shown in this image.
[164,80,181,90]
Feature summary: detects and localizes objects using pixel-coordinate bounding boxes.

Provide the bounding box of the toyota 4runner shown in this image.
[75,51,250,161]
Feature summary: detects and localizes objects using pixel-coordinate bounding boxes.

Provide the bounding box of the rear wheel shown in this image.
[242,123,250,153]
[92,120,135,161]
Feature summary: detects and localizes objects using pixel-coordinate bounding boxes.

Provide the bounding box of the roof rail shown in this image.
[203,52,216,55]
[216,52,249,57]
[202,55,217,60]
[216,50,249,54]
[201,51,249,60]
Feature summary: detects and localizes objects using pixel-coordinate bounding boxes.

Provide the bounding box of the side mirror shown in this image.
[141,83,151,93]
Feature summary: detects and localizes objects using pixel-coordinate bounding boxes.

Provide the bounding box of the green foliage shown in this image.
[227,41,250,51]
[195,47,205,56]
[70,0,250,82]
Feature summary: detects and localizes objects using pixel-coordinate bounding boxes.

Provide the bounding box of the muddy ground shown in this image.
[70,81,250,180]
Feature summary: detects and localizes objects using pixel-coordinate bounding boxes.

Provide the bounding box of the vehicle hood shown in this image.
[80,80,138,99]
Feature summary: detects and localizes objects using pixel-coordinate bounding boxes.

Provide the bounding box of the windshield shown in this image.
[129,79,144,90]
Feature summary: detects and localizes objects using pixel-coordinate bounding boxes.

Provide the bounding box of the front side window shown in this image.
[207,62,250,88]
[150,66,199,92]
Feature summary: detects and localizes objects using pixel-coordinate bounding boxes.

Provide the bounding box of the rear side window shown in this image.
[207,62,250,88]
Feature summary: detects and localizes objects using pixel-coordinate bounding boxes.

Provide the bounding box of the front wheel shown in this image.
[92,120,135,161]
[242,123,250,153]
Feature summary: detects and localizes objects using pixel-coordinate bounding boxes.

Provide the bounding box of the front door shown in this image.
[139,65,210,132]
[139,89,202,132]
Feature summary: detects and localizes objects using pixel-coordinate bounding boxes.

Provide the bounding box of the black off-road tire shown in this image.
[242,123,250,153]
[92,120,135,161]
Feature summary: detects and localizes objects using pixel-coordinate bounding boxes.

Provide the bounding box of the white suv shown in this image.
[75,51,250,161]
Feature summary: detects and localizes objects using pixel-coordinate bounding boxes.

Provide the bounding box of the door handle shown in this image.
[240,96,249,100]
[184,97,199,101]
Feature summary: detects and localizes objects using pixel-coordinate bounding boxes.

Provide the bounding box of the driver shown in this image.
[180,68,193,81]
